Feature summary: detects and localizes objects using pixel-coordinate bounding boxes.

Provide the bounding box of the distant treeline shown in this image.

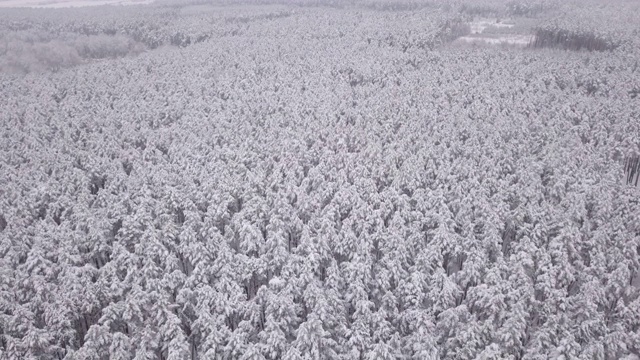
[531,27,620,52]
[0,31,145,73]
[0,6,212,74]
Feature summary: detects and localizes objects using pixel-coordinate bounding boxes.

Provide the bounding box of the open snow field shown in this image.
[454,18,535,47]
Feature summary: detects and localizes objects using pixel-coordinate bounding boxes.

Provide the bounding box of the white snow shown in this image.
[469,19,515,35]
[456,34,535,47]
[455,18,533,47]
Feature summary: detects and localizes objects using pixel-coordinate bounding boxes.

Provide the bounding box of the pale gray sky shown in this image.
[0,0,152,8]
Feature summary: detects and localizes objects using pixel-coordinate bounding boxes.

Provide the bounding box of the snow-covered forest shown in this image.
[1,0,640,358]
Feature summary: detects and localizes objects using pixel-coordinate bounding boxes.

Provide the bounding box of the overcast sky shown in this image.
[0,0,152,8]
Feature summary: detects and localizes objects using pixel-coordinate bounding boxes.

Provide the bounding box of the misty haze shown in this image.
[1,0,640,359]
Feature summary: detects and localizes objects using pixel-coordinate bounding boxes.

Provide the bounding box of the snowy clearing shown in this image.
[454,17,535,47]
[468,18,515,34]
[455,34,534,46]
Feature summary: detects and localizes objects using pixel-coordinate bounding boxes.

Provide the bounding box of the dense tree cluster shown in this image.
[531,0,640,52]
[0,4,296,73]
[1,0,640,359]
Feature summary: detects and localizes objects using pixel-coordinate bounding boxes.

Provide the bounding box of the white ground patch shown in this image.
[456,34,534,46]
[0,0,152,8]
[455,18,534,47]
[469,19,515,34]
